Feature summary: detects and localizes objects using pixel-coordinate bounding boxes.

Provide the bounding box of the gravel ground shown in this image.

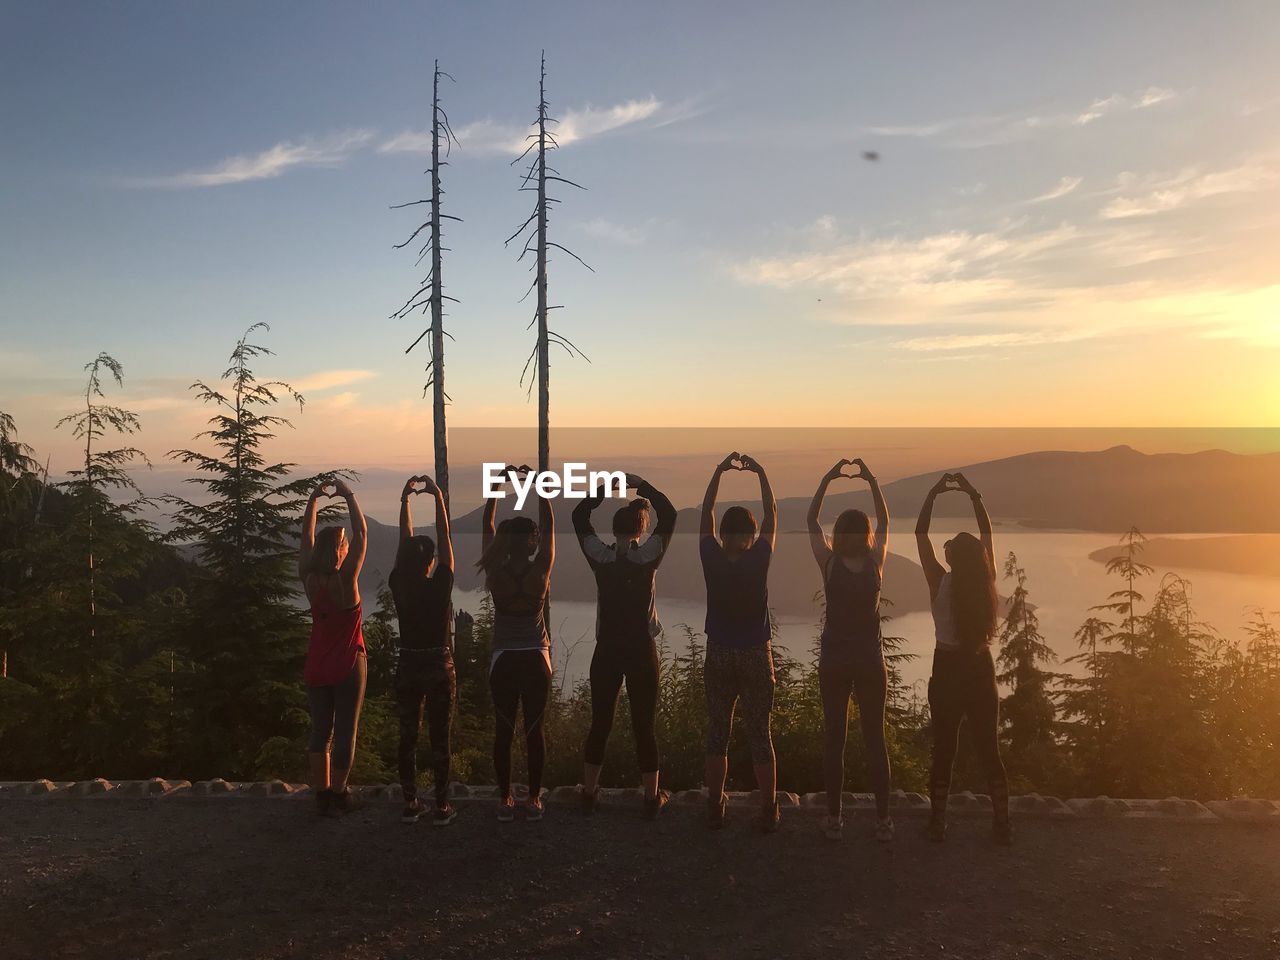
[2,798,1279,960]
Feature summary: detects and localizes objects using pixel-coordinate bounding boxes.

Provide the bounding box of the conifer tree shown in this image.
[996,552,1060,789]
[167,324,348,776]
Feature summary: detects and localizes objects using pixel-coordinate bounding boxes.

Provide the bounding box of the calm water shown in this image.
[455,530,1280,692]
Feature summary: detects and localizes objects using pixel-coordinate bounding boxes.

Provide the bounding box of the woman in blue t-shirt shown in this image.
[699,452,779,832]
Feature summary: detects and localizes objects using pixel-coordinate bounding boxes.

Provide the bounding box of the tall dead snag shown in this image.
[506,52,592,474]
[391,59,460,508]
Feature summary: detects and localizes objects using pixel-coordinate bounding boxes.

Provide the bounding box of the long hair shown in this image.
[310,526,345,575]
[476,516,539,575]
[832,509,873,558]
[948,532,998,650]
[394,534,436,578]
[612,497,651,540]
[719,505,757,541]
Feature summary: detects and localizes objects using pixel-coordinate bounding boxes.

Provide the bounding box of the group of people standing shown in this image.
[298,456,1012,844]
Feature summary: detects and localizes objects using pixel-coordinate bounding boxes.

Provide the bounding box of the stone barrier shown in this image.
[1,780,1274,825]
[1205,798,1280,824]
[1066,796,1218,821]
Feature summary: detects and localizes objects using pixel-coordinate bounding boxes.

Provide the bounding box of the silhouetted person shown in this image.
[299,478,368,815]
[807,457,894,842]
[390,474,457,826]
[478,465,555,822]
[573,473,678,819]
[700,452,781,832]
[916,472,1012,844]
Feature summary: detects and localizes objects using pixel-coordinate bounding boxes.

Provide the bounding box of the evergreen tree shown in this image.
[167,324,347,777]
[1059,614,1116,793]
[54,353,152,641]
[995,551,1060,790]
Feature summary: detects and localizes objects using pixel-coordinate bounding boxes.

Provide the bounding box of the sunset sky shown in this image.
[2,1,1278,481]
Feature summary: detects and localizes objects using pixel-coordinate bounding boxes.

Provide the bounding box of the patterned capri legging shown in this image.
[704,642,776,764]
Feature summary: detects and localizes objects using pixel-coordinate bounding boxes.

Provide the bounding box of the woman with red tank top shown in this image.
[299,478,368,815]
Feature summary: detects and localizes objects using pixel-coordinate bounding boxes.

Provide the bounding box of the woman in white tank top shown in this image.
[916,472,1011,845]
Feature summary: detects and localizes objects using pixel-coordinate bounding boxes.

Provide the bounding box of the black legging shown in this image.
[307,653,367,770]
[489,649,552,799]
[819,653,891,818]
[928,648,1010,822]
[583,640,660,773]
[395,649,455,806]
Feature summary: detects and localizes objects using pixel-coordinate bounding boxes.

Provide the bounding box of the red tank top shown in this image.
[304,582,365,687]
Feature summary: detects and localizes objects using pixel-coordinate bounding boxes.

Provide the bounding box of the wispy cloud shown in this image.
[122,130,375,188]
[578,217,648,245]
[1101,162,1276,218]
[729,205,1280,351]
[866,87,1177,148]
[381,97,664,157]
[894,328,1094,352]
[292,369,376,393]
[1075,87,1176,124]
[1028,176,1083,203]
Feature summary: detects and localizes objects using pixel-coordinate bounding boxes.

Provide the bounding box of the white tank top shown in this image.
[931,573,960,651]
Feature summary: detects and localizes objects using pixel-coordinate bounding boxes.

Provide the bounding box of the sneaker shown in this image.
[992,818,1014,846]
[875,816,896,843]
[433,803,458,827]
[643,789,670,821]
[497,795,516,822]
[821,814,843,841]
[581,785,600,816]
[328,788,365,815]
[401,797,427,824]
[707,794,727,830]
[927,817,948,842]
[525,796,545,822]
[314,788,332,816]
[760,801,781,834]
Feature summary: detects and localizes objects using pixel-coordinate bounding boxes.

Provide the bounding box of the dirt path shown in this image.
[2,799,1278,960]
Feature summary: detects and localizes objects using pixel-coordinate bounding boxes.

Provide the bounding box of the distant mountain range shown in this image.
[351,445,1279,618]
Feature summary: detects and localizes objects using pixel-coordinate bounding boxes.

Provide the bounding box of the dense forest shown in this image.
[2,331,1277,800]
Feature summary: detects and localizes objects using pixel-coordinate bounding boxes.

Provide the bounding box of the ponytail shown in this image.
[612,497,651,539]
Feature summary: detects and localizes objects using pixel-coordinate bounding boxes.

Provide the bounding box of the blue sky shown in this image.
[2,0,1279,475]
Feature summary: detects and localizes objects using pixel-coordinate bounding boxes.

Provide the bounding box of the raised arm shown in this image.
[298,483,324,580]
[399,476,417,542]
[634,475,677,553]
[572,487,605,557]
[335,478,367,581]
[426,476,453,573]
[915,476,950,597]
[807,459,849,567]
[534,488,555,573]
[954,472,993,571]
[742,454,776,548]
[854,458,890,572]
[700,453,737,539]
[481,469,504,554]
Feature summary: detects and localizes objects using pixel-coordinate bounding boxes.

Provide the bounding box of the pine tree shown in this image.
[1059,614,1116,792]
[167,324,347,777]
[55,353,152,641]
[995,551,1060,790]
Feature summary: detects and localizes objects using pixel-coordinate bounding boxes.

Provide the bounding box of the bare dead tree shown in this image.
[391,59,461,508]
[506,51,592,474]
